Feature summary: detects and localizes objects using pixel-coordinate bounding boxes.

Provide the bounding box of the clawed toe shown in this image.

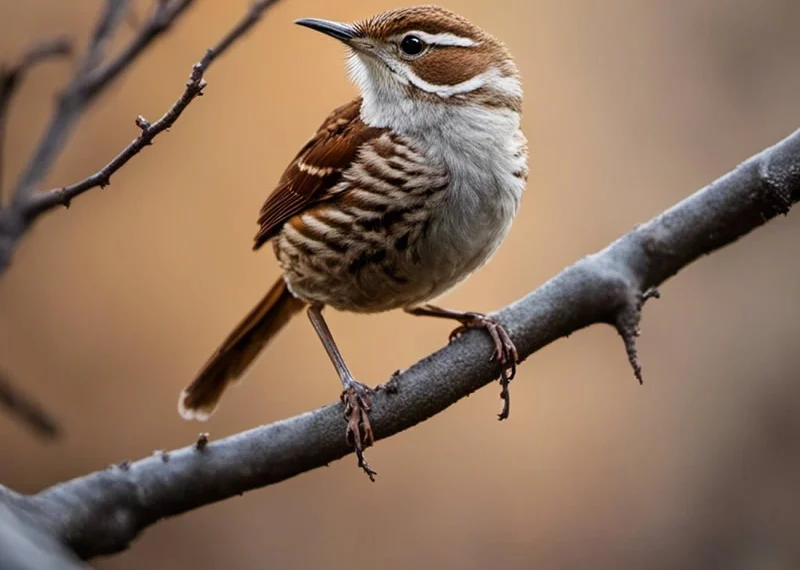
[407,304,521,422]
[341,383,377,481]
[448,313,519,421]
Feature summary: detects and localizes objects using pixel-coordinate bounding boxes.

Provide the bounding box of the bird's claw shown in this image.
[449,312,519,420]
[341,382,377,481]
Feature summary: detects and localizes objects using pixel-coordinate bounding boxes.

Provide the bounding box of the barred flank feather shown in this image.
[271,128,452,313]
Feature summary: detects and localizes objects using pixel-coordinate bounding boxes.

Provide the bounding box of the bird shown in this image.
[178,5,528,476]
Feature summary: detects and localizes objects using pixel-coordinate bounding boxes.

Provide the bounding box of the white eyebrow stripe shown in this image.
[394,31,477,47]
[401,65,522,99]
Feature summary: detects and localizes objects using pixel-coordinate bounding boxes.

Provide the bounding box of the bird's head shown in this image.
[295,6,522,131]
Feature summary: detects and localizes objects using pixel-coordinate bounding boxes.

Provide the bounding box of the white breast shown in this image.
[355,55,528,304]
[376,100,528,302]
[421,105,527,300]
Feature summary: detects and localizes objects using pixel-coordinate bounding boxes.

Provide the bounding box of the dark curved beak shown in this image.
[294,18,359,43]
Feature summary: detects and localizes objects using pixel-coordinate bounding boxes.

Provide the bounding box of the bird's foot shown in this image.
[341,380,376,481]
[450,312,519,421]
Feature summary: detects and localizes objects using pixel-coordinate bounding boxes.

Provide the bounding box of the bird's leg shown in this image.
[405,304,519,420]
[307,304,376,480]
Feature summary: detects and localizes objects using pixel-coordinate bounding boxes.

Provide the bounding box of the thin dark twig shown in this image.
[10,0,201,207]
[0,2,288,560]
[79,0,196,103]
[0,371,60,440]
[4,38,74,69]
[11,0,131,207]
[77,0,130,78]
[0,37,73,204]
[201,0,283,68]
[25,0,283,217]
[0,0,198,274]
[24,73,206,214]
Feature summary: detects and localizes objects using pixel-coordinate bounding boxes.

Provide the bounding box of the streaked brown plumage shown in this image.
[271,98,451,313]
[179,6,528,474]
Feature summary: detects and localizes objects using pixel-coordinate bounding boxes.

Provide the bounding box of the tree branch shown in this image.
[77,0,195,104]
[0,0,198,274]
[0,37,73,203]
[0,370,60,440]
[1,127,797,561]
[0,499,88,570]
[11,0,131,206]
[23,0,283,218]
[0,1,286,566]
[0,0,798,564]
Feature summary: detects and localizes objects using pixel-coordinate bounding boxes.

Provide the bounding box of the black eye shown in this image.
[400,35,425,56]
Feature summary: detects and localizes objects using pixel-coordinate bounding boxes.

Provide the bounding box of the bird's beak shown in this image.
[294,18,359,43]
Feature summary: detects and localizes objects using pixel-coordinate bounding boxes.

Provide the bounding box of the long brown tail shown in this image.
[178,278,306,421]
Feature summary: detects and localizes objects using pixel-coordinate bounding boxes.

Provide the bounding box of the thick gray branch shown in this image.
[3,128,798,561]
[0,490,88,570]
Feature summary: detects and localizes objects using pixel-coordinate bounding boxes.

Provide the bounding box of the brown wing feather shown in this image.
[253,97,386,249]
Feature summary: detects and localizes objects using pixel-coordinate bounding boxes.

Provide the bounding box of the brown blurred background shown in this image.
[2,0,800,568]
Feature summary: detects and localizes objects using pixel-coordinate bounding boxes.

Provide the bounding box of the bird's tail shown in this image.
[178,277,306,421]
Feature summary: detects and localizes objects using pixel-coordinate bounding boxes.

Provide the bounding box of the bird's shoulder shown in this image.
[253,97,386,249]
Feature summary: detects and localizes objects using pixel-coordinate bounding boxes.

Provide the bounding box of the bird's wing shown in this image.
[253,97,386,249]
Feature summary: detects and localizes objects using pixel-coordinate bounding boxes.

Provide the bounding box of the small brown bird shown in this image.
[179,5,528,471]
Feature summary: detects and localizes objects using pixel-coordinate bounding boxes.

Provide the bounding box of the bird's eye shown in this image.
[400,35,425,56]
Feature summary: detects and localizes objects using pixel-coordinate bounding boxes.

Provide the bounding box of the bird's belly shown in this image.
[273,197,515,313]
[274,231,435,313]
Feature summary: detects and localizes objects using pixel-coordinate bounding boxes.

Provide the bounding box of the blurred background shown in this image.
[2,0,800,568]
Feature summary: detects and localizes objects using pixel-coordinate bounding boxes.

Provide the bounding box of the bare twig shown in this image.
[23,70,206,214]
[0,371,60,440]
[24,0,283,218]
[76,0,196,108]
[0,127,797,561]
[78,0,130,78]
[0,0,282,430]
[0,0,286,565]
[0,37,73,203]
[200,0,283,68]
[11,0,131,207]
[0,0,198,467]
[0,0,288,275]
[0,0,198,274]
